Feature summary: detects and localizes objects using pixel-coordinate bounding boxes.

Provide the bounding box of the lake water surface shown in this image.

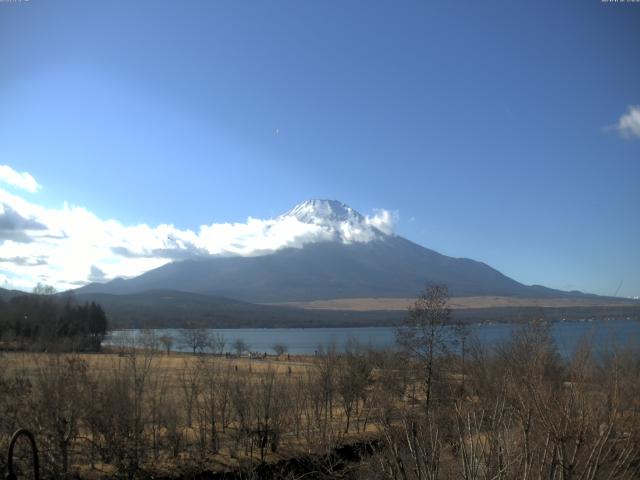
[105,318,640,357]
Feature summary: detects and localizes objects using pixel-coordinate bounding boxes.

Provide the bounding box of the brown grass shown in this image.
[266,295,638,311]
[0,349,376,478]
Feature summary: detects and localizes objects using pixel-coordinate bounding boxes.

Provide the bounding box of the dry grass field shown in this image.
[3,349,314,381]
[269,295,639,311]
[1,320,639,479]
[0,347,385,478]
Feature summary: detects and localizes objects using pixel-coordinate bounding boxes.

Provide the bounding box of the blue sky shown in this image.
[0,0,638,296]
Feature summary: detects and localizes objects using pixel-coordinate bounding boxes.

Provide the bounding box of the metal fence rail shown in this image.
[5,429,39,480]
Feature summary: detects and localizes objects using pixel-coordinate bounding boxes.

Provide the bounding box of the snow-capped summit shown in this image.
[282,199,365,225]
[280,199,390,243]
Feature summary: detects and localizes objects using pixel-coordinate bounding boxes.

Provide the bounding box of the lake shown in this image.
[105,318,640,357]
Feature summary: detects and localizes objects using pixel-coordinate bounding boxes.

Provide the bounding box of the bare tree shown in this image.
[197,356,222,454]
[140,328,159,353]
[311,342,341,449]
[32,282,57,295]
[31,354,89,476]
[217,363,234,432]
[146,363,171,461]
[229,369,252,457]
[84,348,155,477]
[178,358,202,428]
[452,321,471,394]
[271,343,288,357]
[337,339,373,433]
[180,327,211,354]
[208,332,226,355]
[159,335,173,355]
[233,338,249,357]
[251,368,288,460]
[397,284,453,414]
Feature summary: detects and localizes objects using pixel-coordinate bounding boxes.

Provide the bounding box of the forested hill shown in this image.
[73,290,404,328]
[75,289,640,329]
[2,287,638,331]
[0,290,108,351]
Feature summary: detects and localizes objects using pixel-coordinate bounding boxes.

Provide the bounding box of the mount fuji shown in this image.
[75,199,587,303]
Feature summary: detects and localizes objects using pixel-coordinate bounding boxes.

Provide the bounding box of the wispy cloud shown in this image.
[0,256,48,267]
[613,105,640,139]
[0,165,42,193]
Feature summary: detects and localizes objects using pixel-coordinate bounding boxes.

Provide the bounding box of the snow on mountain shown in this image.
[74,200,397,290]
[191,200,394,258]
[283,199,365,224]
[279,199,393,243]
[112,200,393,261]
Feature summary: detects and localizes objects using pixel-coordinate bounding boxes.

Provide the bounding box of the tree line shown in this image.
[0,284,108,351]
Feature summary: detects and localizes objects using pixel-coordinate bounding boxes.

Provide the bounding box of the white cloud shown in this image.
[614,105,640,139]
[365,209,397,235]
[0,165,42,193]
[0,178,396,291]
[197,216,335,256]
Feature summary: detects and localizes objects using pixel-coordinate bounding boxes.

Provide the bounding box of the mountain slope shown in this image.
[75,199,598,303]
[76,234,581,302]
[0,287,26,301]
[67,195,635,328]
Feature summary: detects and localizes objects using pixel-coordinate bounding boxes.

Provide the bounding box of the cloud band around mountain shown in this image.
[0,168,396,291]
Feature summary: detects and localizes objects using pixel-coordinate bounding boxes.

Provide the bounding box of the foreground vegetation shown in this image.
[0,286,638,479]
[0,326,638,479]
